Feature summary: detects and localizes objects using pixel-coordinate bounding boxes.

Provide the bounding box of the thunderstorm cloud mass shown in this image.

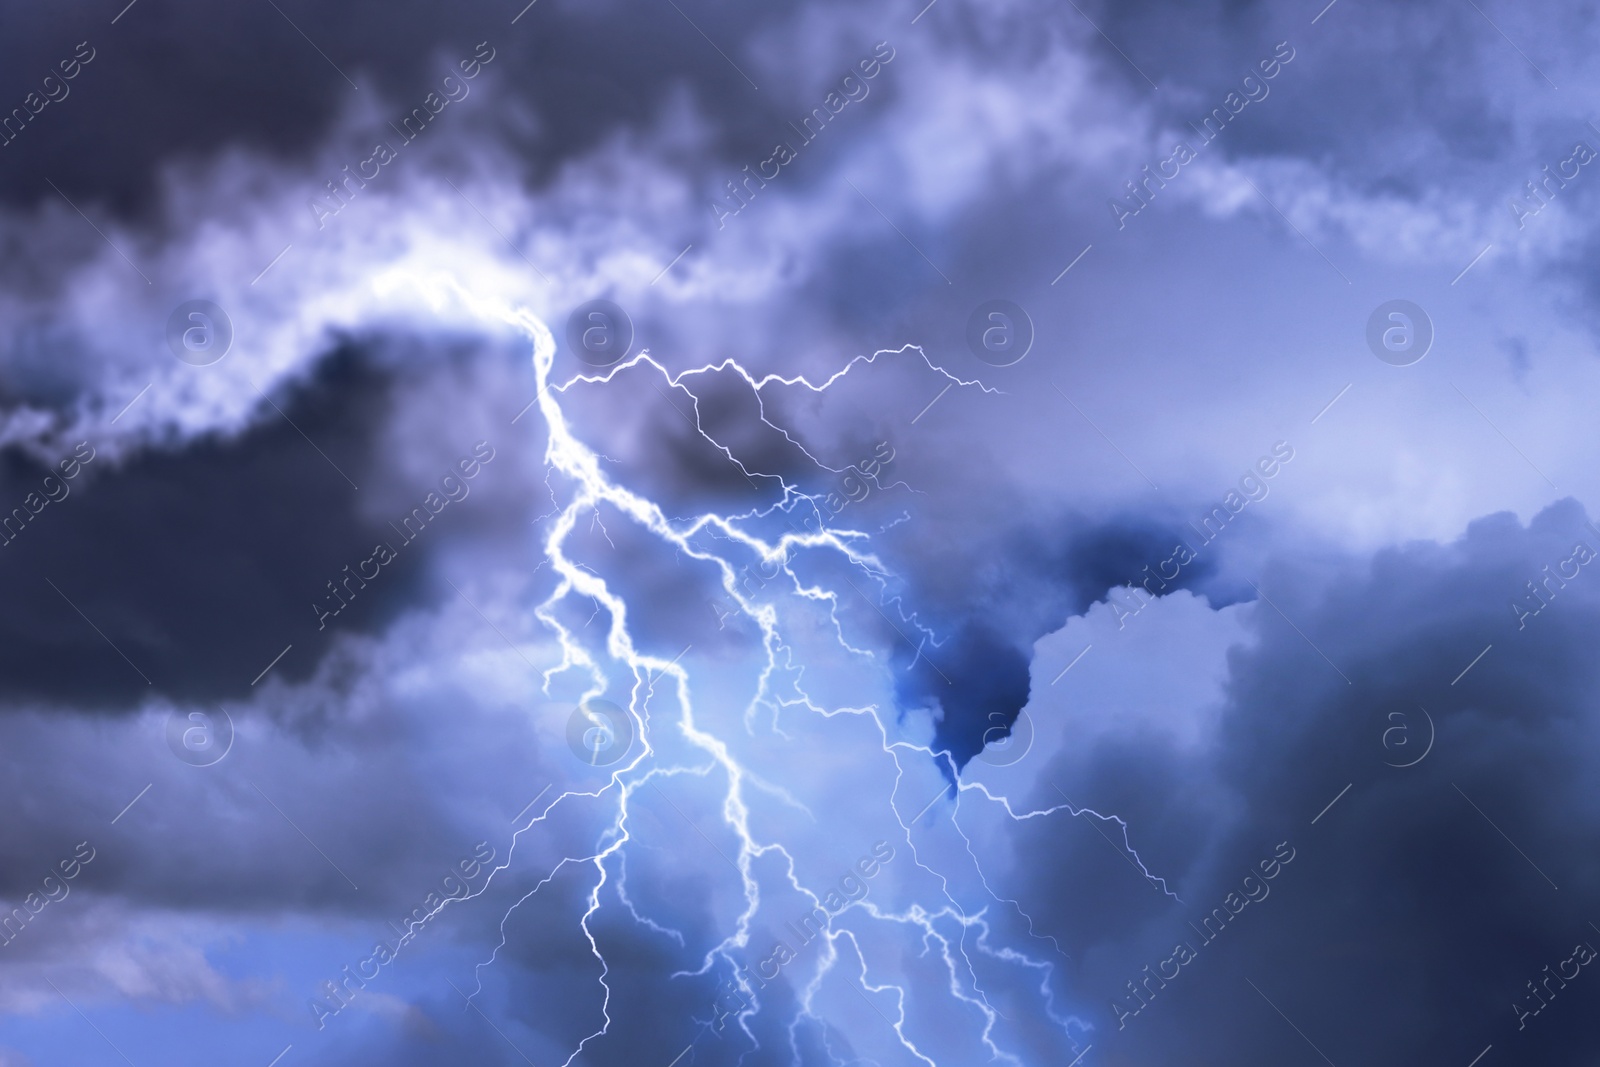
[0,0,1598,1065]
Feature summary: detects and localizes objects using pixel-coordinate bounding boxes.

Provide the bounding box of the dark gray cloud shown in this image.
[891,513,1224,766]
[0,349,423,706]
[0,0,838,219]
[1010,498,1600,1066]
[1,0,1598,1063]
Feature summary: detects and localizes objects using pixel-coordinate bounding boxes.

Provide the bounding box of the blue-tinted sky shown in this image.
[0,0,1597,1064]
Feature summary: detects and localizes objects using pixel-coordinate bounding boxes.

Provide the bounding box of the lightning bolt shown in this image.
[368,269,1172,1066]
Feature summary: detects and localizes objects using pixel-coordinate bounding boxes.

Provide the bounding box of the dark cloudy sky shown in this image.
[0,0,1597,1064]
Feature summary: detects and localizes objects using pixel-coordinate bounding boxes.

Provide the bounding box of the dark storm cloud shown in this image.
[1088,0,1537,178]
[897,620,1032,769]
[890,513,1221,766]
[471,882,724,1067]
[1011,497,1600,1066]
[423,820,897,1067]
[0,348,441,707]
[554,497,760,666]
[0,611,569,934]
[2,0,1598,1060]
[0,0,845,220]
[556,359,918,532]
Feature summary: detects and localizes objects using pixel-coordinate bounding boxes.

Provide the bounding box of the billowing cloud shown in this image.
[2,0,1600,1063]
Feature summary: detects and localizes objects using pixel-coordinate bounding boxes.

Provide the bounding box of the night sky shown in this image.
[0,1,1597,1065]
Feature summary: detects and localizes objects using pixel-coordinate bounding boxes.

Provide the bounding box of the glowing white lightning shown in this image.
[368,269,1170,1066]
